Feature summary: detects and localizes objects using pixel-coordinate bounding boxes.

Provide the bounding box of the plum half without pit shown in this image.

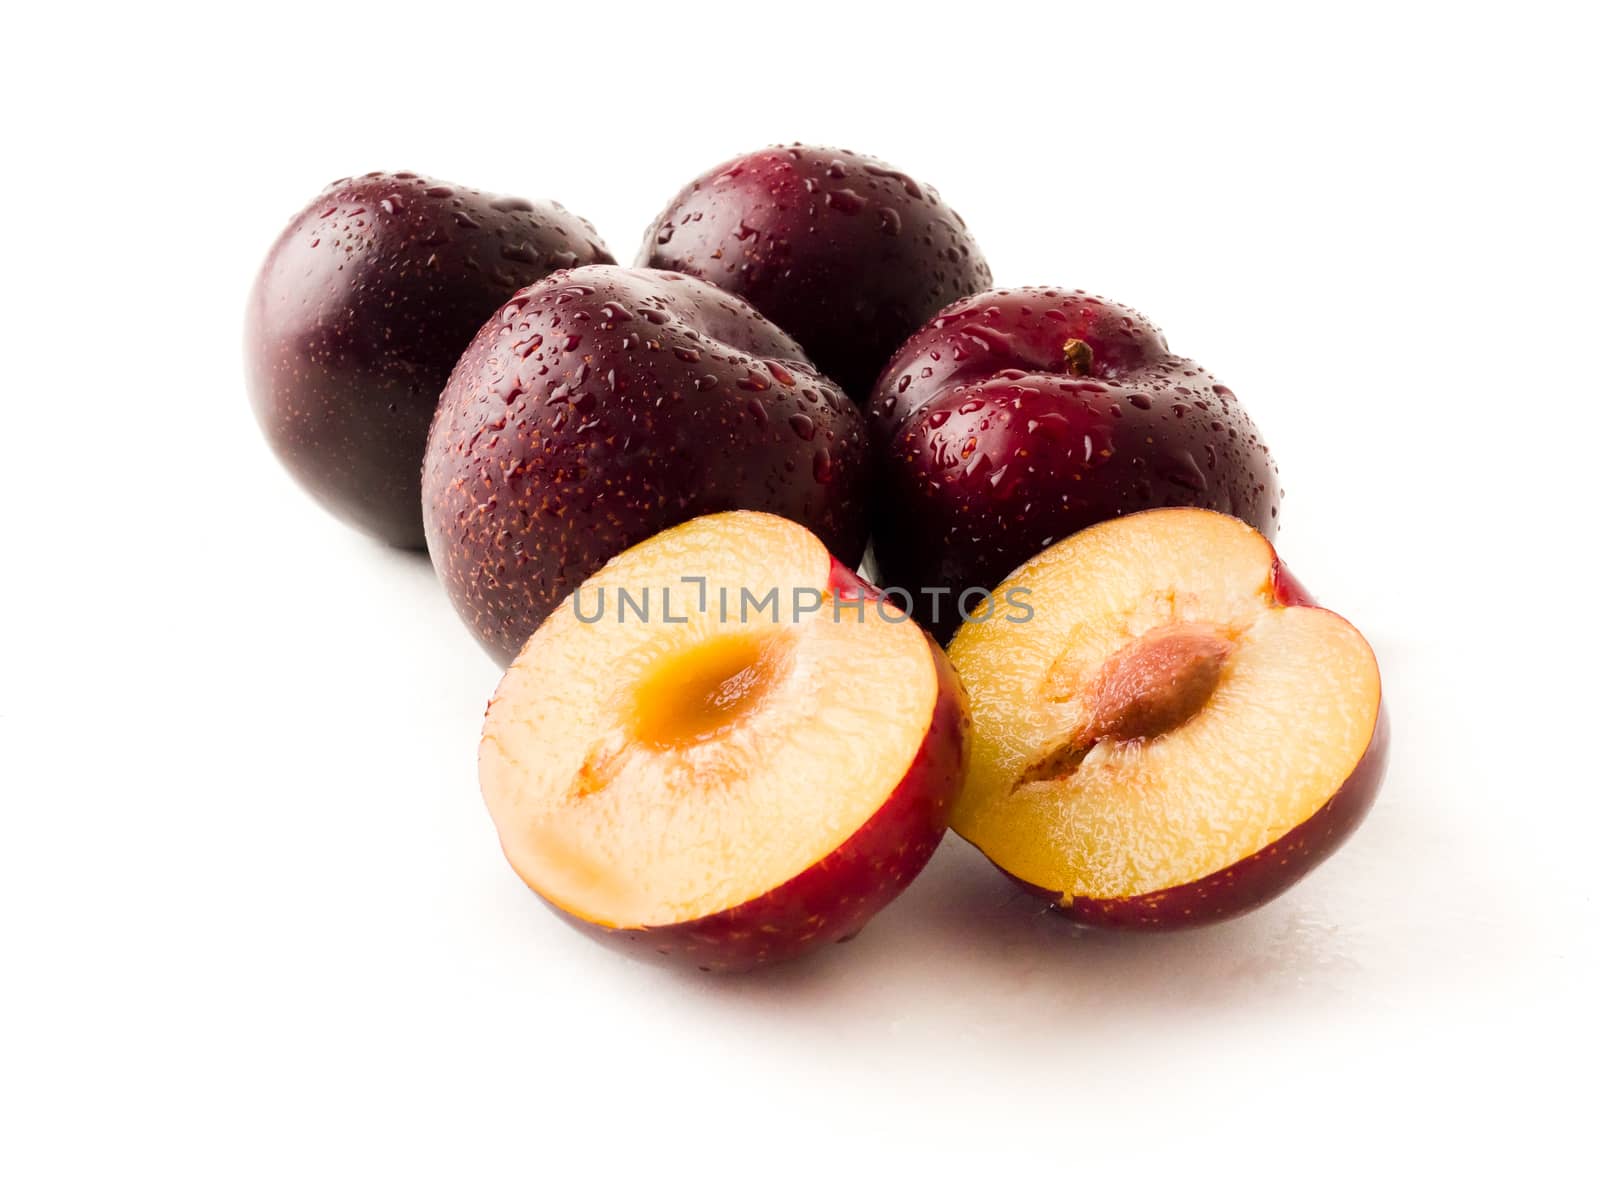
[480,511,970,971]
[947,508,1387,929]
[423,265,872,665]
[246,172,614,547]
[869,288,1282,640]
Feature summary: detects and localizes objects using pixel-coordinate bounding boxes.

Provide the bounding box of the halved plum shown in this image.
[947,508,1386,929]
[480,511,970,969]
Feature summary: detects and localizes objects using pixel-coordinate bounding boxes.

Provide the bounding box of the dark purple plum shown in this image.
[638,145,991,405]
[422,264,871,664]
[869,288,1282,641]
[245,171,613,546]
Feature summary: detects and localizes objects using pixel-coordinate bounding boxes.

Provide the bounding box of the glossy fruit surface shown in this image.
[423,265,871,664]
[479,511,969,970]
[639,145,991,404]
[870,288,1281,639]
[948,508,1386,929]
[246,171,613,546]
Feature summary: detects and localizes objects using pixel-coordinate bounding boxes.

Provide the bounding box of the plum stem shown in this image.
[1062,338,1095,377]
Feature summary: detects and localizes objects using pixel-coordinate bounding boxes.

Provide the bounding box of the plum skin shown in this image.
[245,171,614,547]
[422,265,872,665]
[869,288,1282,641]
[537,563,970,972]
[639,144,992,404]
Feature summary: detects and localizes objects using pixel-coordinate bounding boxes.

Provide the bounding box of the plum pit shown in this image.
[1017,622,1234,787]
[1085,623,1234,743]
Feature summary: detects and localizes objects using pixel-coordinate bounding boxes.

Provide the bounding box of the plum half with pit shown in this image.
[948,508,1387,928]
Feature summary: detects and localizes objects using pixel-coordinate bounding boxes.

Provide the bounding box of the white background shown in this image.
[3,2,1595,1194]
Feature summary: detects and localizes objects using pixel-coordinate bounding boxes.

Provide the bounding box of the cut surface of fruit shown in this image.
[949,508,1383,910]
[628,631,796,749]
[481,511,943,931]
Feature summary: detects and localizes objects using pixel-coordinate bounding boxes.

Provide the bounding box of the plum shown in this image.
[638,145,991,405]
[947,509,1385,928]
[245,171,613,546]
[422,264,871,664]
[869,288,1282,640]
[479,511,969,971]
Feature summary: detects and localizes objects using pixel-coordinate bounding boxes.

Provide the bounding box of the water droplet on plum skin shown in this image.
[825,189,865,215]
